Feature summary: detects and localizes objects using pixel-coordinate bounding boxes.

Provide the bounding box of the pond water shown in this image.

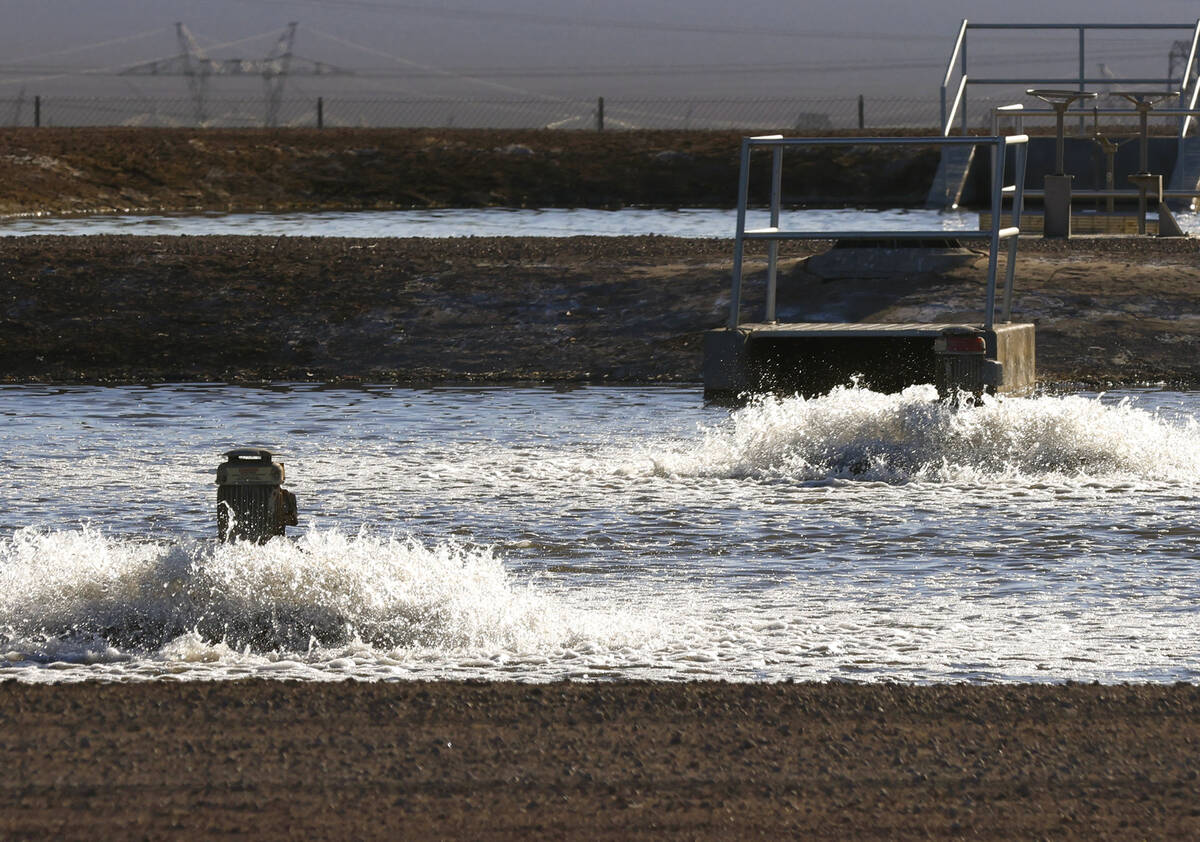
[0,207,991,238]
[1,383,1198,684]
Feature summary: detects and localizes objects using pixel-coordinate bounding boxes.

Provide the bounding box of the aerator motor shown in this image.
[215,448,298,543]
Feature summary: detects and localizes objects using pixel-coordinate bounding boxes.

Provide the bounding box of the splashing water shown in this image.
[0,527,647,674]
[642,385,1200,484]
[1,384,1199,683]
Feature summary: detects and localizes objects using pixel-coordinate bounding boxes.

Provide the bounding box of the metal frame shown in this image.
[991,103,1200,200]
[940,21,1200,137]
[727,134,1030,332]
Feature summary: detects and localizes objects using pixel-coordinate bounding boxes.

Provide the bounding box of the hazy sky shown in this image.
[2,0,1199,99]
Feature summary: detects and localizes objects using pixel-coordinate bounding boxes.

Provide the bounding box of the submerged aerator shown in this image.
[216,448,298,542]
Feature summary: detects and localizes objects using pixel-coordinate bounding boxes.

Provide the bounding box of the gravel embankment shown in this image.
[2,234,1198,388]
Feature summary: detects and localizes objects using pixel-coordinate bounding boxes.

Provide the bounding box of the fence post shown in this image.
[34,95,40,128]
[596,96,604,131]
[857,95,864,130]
[317,97,324,129]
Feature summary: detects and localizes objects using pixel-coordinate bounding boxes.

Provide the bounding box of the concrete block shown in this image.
[1043,174,1073,238]
[702,322,1037,402]
[703,328,752,400]
[986,323,1036,394]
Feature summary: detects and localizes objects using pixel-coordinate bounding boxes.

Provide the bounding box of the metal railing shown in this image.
[990,101,1200,202]
[727,134,1030,331]
[940,21,1200,137]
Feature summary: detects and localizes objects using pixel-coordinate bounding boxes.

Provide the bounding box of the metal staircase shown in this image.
[1168,135,1200,211]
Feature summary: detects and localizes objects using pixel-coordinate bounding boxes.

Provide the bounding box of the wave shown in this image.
[0,527,627,659]
[640,385,1200,484]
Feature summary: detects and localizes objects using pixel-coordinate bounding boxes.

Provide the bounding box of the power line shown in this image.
[304,25,554,99]
[231,0,948,42]
[0,26,172,66]
[0,45,1171,81]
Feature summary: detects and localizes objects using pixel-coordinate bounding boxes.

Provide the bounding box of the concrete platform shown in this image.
[703,321,1035,403]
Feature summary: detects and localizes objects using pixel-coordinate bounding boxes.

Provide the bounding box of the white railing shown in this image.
[940,21,1200,138]
[727,134,1030,332]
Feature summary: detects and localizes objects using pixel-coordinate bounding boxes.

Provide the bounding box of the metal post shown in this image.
[34,95,40,128]
[1002,140,1028,323]
[1028,90,1097,238]
[1098,136,1117,212]
[728,138,752,330]
[983,137,1005,330]
[1055,103,1067,174]
[1110,93,1176,223]
[765,145,782,323]
[317,97,323,129]
[1128,173,1161,234]
[1045,100,1073,238]
[857,95,864,130]
[1078,28,1085,96]
[597,97,604,131]
[1139,105,1150,172]
[1078,27,1086,132]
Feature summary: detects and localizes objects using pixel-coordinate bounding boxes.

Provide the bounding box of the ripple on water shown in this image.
[0,384,1197,682]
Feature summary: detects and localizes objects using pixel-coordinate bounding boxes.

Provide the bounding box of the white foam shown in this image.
[0,527,647,670]
[2,525,1198,683]
[639,386,1200,485]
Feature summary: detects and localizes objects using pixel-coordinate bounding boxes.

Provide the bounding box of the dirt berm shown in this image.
[0,127,937,215]
[1,234,1198,388]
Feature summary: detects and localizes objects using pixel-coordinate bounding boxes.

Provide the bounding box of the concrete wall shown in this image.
[703,323,1037,403]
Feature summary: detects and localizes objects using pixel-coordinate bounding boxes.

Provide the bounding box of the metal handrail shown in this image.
[943,75,969,137]
[991,103,1024,135]
[940,19,970,133]
[1185,77,1200,137]
[1012,189,1200,199]
[1010,107,1200,119]
[939,21,1200,137]
[942,20,969,89]
[727,134,1030,332]
[970,77,1179,86]
[1181,22,1200,135]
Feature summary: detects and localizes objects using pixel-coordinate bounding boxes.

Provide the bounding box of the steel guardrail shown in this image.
[727,134,1030,332]
[940,21,1200,137]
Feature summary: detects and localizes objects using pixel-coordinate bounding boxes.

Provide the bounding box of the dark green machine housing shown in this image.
[216,448,298,543]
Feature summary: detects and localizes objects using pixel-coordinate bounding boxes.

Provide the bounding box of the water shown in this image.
[0,207,988,238]
[1,384,1198,685]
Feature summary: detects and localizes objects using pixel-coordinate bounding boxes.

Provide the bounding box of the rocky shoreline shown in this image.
[1,234,1198,389]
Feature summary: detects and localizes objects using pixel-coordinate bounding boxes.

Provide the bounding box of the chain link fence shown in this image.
[3,92,1188,132]
[0,94,972,131]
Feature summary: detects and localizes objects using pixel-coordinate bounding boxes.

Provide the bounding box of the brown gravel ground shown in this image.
[1,233,1198,388]
[1,680,1198,840]
[0,127,938,215]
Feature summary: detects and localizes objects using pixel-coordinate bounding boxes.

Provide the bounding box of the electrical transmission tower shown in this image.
[120,23,347,127]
